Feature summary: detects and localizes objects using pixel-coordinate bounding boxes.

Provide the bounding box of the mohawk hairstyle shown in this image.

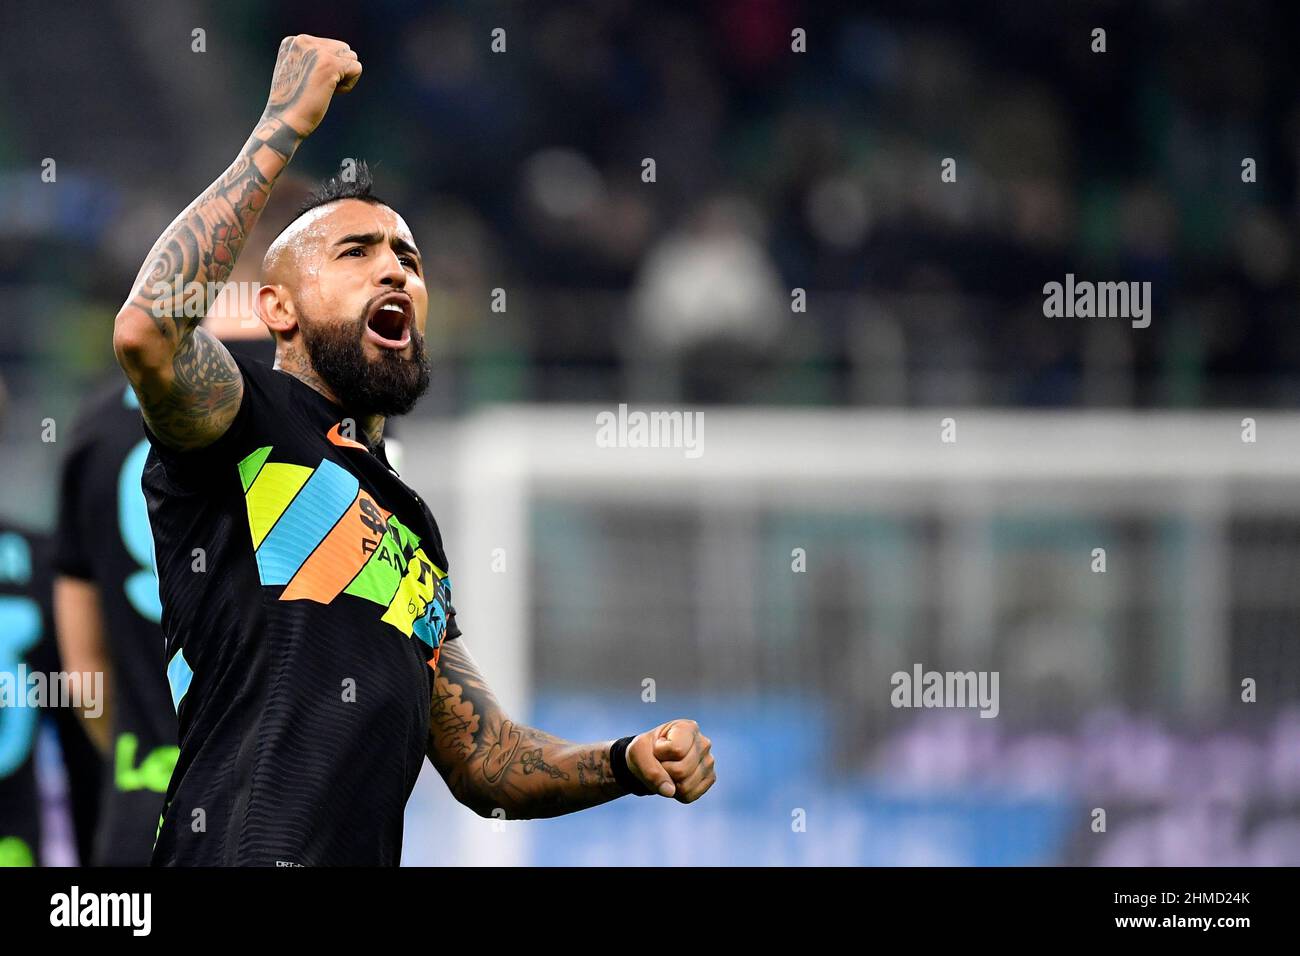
[278,160,388,235]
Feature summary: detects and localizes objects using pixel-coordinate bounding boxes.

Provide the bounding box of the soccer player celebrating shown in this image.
[111,35,715,866]
[54,180,308,866]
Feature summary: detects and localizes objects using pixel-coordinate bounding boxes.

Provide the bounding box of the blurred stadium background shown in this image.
[3,0,1300,865]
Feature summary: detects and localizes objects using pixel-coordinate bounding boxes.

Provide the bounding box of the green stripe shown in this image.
[238,446,273,493]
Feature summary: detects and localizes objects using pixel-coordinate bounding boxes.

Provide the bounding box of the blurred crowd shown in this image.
[0,0,1297,435]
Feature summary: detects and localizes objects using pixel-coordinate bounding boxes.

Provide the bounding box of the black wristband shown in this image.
[609,736,653,796]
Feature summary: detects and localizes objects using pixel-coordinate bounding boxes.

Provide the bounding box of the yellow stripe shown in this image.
[381,547,441,636]
[246,463,314,549]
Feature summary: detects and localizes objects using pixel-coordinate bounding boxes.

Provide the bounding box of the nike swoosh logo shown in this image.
[327,423,368,451]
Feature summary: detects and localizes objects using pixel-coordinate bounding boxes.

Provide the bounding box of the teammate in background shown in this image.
[53,179,312,866]
[0,376,101,866]
[0,378,55,866]
[112,35,715,866]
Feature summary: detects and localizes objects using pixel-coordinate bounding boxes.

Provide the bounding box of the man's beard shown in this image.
[299,315,431,417]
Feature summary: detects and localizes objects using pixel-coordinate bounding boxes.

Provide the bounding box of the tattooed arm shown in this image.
[428,639,717,819]
[112,35,362,450]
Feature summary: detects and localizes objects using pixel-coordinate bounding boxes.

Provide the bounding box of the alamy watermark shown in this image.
[596,404,704,459]
[50,886,150,936]
[0,667,103,719]
[149,276,261,326]
[1042,273,1151,329]
[890,664,999,718]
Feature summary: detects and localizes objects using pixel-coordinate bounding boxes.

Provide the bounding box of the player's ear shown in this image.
[255,284,297,334]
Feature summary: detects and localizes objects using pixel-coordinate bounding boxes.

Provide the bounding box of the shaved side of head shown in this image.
[263,160,387,290]
[262,202,341,291]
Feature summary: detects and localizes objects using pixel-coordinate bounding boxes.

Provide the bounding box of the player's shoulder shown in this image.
[138,337,282,490]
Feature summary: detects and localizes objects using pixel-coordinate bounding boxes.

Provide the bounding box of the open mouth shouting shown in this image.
[364,292,413,350]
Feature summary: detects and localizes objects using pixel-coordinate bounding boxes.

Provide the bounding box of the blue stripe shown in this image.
[167,648,193,712]
[255,459,359,585]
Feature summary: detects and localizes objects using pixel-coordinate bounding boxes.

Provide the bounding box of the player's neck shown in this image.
[273,350,385,449]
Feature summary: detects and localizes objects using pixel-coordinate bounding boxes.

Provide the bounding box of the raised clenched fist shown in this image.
[262,35,362,137]
[625,718,716,803]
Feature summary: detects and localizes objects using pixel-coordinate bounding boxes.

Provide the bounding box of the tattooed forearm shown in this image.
[520,749,570,780]
[427,640,627,819]
[115,112,305,449]
[122,115,302,340]
[119,38,317,344]
[429,674,479,759]
[482,718,523,784]
[576,749,614,787]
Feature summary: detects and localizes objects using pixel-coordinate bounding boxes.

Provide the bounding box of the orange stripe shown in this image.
[281,489,391,603]
[327,423,369,451]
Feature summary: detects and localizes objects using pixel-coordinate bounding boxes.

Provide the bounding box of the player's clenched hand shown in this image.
[262,35,362,137]
[626,719,716,803]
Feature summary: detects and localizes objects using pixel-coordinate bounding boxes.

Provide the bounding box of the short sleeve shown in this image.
[140,355,260,491]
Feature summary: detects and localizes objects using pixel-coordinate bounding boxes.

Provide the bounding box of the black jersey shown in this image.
[0,522,55,866]
[142,350,459,866]
[53,340,273,865]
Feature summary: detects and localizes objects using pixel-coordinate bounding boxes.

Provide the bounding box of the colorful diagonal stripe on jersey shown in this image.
[255,459,359,586]
[166,648,193,711]
[236,446,452,651]
[281,489,390,603]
